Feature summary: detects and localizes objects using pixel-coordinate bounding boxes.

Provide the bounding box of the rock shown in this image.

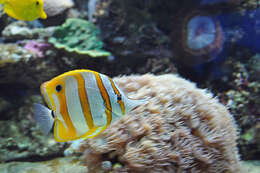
[0,94,66,163]
[242,161,260,173]
[40,0,75,26]
[0,43,35,66]
[94,0,173,63]
[212,55,260,160]
[0,6,9,33]
[0,97,12,114]
[2,21,55,41]
[0,156,86,173]
[0,43,59,88]
[43,0,74,17]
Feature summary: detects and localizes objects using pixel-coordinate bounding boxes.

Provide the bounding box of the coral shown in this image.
[235,0,260,13]
[48,18,111,58]
[2,21,55,40]
[24,41,51,58]
[0,43,59,88]
[2,21,34,40]
[76,74,241,173]
[0,94,66,162]
[214,55,260,160]
[0,156,86,173]
[242,161,260,173]
[137,57,177,74]
[247,54,260,81]
[87,0,173,62]
[172,11,224,66]
[43,0,74,17]
[0,97,12,114]
[0,5,9,33]
[0,43,35,67]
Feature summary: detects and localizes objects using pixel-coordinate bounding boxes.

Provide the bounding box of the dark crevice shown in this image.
[4,153,64,163]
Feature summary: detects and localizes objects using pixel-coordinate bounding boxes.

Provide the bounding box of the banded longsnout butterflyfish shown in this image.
[34,69,146,142]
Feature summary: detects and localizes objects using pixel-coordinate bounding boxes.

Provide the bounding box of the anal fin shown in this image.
[82,125,107,139]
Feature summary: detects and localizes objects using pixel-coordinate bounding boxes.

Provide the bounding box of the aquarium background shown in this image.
[0,0,260,172]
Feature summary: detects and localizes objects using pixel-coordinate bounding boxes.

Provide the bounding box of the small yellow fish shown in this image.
[0,0,47,21]
[34,69,146,142]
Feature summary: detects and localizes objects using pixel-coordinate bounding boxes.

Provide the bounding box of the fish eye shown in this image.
[36,1,39,5]
[56,85,62,92]
[117,94,122,101]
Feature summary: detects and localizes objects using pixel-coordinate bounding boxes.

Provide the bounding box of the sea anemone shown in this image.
[75,73,242,173]
[172,11,224,66]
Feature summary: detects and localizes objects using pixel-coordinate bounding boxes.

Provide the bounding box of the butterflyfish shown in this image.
[0,0,47,21]
[34,69,146,142]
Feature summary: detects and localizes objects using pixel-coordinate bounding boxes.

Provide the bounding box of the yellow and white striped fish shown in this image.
[34,69,146,142]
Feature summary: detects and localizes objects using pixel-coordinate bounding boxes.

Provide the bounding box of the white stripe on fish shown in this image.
[65,75,89,135]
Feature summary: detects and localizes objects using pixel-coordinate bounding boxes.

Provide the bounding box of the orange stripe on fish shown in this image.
[73,73,94,129]
[94,72,112,126]
[56,80,77,137]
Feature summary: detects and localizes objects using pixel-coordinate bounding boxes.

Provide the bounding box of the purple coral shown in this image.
[172,11,224,66]
[24,41,50,58]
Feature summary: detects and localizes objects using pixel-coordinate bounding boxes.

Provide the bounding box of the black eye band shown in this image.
[56,85,62,92]
[36,1,39,5]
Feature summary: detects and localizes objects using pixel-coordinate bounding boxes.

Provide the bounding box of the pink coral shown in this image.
[24,41,50,58]
[77,74,242,173]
